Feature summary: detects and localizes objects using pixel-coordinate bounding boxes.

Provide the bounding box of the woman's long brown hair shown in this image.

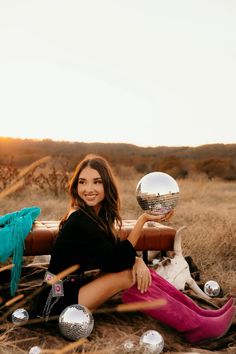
[60,154,122,237]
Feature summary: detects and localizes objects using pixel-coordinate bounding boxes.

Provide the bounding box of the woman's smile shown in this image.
[84,193,98,201]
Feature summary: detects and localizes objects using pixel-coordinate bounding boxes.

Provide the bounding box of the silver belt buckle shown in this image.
[52,280,64,297]
[44,271,64,297]
[44,271,55,283]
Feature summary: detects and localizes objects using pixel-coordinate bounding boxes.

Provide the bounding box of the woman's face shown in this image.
[77,166,105,214]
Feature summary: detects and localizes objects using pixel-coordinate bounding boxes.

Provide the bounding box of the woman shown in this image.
[37,154,235,344]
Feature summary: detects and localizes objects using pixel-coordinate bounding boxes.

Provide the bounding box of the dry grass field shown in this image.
[0,163,236,353]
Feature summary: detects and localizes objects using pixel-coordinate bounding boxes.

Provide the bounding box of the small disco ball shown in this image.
[121,339,136,352]
[59,304,94,341]
[139,330,164,354]
[28,346,42,354]
[204,280,221,297]
[136,172,179,216]
[11,308,29,325]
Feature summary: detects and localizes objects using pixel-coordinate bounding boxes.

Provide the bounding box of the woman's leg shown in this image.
[78,269,133,310]
[149,269,234,317]
[122,282,235,344]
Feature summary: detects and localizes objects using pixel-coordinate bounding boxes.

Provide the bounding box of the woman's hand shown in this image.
[132,257,152,293]
[141,210,174,223]
[127,210,174,248]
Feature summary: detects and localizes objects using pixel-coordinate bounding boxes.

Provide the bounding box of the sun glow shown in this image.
[1,1,236,148]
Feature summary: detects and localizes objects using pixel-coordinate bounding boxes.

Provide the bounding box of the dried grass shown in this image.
[0,167,236,353]
[0,156,51,200]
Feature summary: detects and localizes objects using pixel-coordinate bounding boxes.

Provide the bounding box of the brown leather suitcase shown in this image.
[24,220,176,257]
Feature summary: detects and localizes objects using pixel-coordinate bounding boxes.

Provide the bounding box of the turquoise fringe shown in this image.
[0,206,41,296]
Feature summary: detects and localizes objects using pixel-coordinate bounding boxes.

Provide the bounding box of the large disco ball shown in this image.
[11,308,29,325]
[59,304,94,341]
[139,330,164,353]
[136,172,179,216]
[204,280,221,297]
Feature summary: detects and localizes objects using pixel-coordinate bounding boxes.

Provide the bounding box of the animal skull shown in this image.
[152,226,211,300]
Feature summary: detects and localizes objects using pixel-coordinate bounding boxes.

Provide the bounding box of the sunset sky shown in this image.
[0,1,236,147]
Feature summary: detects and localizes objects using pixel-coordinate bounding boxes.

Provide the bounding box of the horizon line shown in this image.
[0,135,235,149]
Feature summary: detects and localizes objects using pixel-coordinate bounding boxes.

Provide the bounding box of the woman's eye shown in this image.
[95,180,102,184]
[78,180,85,184]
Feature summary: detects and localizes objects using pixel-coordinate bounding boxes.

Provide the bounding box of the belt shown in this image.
[42,271,83,320]
[65,274,85,282]
[41,269,100,321]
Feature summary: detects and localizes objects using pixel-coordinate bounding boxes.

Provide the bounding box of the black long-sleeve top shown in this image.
[48,210,136,276]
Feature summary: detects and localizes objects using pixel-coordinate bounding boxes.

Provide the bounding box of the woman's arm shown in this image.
[127,211,173,247]
[126,214,148,247]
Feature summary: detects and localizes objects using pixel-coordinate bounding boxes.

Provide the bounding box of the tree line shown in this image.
[0,137,236,180]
